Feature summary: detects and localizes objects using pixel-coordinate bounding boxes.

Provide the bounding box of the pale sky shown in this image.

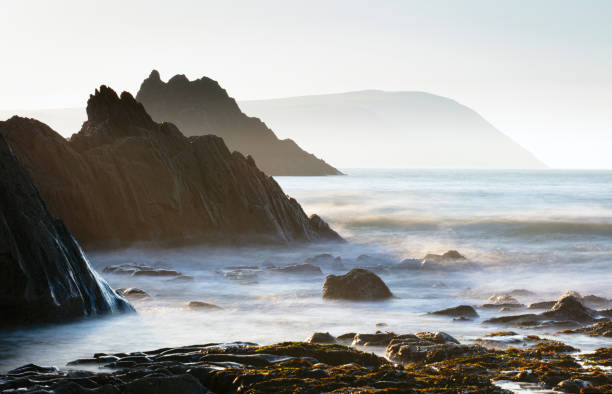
[1,0,611,168]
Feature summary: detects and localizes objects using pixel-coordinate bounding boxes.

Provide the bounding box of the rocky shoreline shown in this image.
[1,330,609,393]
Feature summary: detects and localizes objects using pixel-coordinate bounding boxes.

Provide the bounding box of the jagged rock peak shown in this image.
[86,85,155,130]
[135,70,343,176]
[148,69,161,81]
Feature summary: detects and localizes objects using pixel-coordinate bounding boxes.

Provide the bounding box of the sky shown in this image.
[1,0,611,168]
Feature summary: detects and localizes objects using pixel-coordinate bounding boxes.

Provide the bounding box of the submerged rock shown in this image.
[0,87,343,247]
[0,134,132,326]
[430,305,479,318]
[187,301,223,310]
[269,263,322,275]
[135,70,342,177]
[322,269,393,301]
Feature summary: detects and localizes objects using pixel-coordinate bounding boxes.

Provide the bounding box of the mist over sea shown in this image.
[1,169,611,372]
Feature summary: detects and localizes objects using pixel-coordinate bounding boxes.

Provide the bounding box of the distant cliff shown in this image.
[135,71,342,176]
[0,134,132,327]
[0,86,342,248]
[240,90,546,169]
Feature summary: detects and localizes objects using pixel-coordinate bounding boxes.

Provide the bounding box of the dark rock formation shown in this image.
[322,269,392,301]
[135,71,342,176]
[0,86,342,247]
[0,134,132,327]
[430,305,479,318]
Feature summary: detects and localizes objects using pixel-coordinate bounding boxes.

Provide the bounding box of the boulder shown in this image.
[305,332,337,344]
[543,295,597,323]
[135,70,342,177]
[322,269,393,301]
[0,134,132,326]
[0,86,343,247]
[430,305,479,318]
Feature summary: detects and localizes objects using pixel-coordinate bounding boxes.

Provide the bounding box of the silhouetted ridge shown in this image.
[136,70,342,176]
[0,134,132,327]
[0,86,342,247]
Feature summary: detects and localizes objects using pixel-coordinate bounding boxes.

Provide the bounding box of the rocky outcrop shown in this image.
[0,86,342,247]
[322,269,392,301]
[0,134,132,327]
[135,70,342,176]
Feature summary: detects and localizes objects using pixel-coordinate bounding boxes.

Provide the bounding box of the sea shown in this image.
[1,169,611,373]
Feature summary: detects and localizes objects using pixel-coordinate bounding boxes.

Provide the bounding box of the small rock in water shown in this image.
[322,268,393,301]
[269,263,322,275]
[117,288,151,300]
[430,305,479,318]
[305,332,337,344]
[133,269,182,277]
[375,322,388,327]
[488,295,521,305]
[423,250,466,262]
[336,333,357,342]
[187,301,223,310]
[393,258,421,270]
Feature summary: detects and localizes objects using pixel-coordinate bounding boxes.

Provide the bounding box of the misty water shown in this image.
[1,169,611,372]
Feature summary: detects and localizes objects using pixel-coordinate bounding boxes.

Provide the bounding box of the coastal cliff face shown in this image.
[135,70,342,176]
[0,86,342,247]
[0,134,132,327]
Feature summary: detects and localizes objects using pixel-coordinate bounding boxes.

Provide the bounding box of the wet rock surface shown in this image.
[322,268,393,300]
[3,338,608,393]
[0,87,343,247]
[135,70,342,177]
[0,134,132,327]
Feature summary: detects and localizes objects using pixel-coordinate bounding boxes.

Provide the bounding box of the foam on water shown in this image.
[1,169,611,372]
